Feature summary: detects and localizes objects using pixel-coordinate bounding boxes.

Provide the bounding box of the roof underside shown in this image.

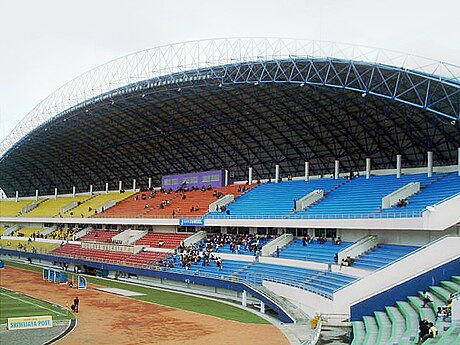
[1,61,460,197]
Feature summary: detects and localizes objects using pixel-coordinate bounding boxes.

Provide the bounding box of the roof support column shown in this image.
[54,188,58,200]
[275,164,280,183]
[224,170,229,187]
[458,148,460,176]
[427,151,433,177]
[15,191,19,202]
[366,158,371,179]
[72,186,76,198]
[305,161,309,181]
[248,167,253,185]
[132,179,136,192]
[396,154,402,178]
[148,177,152,189]
[119,180,123,192]
[89,185,93,196]
[35,189,39,202]
[334,160,340,180]
[105,183,109,194]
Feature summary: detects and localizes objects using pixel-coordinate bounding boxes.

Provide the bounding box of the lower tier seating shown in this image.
[277,239,353,263]
[135,232,190,249]
[353,244,419,270]
[351,276,460,345]
[237,262,357,298]
[51,244,132,263]
[79,230,120,242]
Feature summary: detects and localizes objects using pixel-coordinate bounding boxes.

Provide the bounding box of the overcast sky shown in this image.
[1,0,459,144]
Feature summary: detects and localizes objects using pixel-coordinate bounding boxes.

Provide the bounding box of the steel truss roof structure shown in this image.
[0,38,459,196]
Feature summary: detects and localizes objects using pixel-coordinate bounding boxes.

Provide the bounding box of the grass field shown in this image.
[3,260,269,324]
[0,287,74,324]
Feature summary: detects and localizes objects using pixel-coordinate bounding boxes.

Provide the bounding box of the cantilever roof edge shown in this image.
[2,37,460,158]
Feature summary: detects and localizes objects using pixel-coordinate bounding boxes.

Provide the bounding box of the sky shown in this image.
[0,0,459,144]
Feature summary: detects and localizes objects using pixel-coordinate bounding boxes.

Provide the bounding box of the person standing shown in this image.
[74,296,80,313]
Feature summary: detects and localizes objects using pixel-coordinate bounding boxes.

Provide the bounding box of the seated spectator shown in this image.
[335,237,342,245]
[341,255,354,267]
[158,241,165,247]
[419,322,437,344]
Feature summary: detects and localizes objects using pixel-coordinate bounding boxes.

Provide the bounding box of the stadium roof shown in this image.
[1,38,459,196]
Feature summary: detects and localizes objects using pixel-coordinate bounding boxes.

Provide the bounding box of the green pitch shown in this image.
[0,287,74,324]
[4,260,269,324]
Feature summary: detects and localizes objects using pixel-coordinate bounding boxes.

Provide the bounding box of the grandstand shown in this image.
[0,38,459,344]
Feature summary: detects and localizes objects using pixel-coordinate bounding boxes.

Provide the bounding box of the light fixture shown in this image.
[177,88,182,92]
[254,82,259,86]
[300,83,305,87]
[142,94,145,98]
[361,92,367,98]
[218,83,222,88]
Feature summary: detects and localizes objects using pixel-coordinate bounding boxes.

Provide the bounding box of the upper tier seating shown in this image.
[237,262,357,298]
[381,172,460,215]
[277,239,353,263]
[142,184,252,218]
[208,179,343,217]
[63,191,135,217]
[0,239,60,253]
[51,243,132,263]
[351,276,460,345]
[297,173,437,218]
[95,184,251,218]
[21,195,91,218]
[135,232,190,248]
[95,190,166,218]
[79,230,120,242]
[0,200,36,217]
[353,244,419,270]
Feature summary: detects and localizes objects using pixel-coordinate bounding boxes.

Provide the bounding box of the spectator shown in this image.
[422,291,433,308]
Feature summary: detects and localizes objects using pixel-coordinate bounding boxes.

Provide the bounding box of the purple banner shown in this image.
[162,170,225,190]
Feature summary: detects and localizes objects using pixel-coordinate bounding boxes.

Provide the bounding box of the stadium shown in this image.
[0,38,459,344]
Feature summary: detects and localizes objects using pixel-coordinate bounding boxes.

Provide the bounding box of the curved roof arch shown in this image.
[1,38,459,196]
[1,37,459,158]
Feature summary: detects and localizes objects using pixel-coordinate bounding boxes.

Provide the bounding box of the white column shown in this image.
[148,177,152,189]
[248,167,253,185]
[35,189,39,201]
[458,148,460,176]
[105,183,109,194]
[275,164,280,183]
[54,188,58,199]
[396,154,402,178]
[72,186,76,198]
[224,170,229,186]
[427,151,433,177]
[132,179,136,191]
[366,158,371,179]
[119,180,123,192]
[15,191,19,202]
[260,301,265,314]
[241,290,247,307]
[305,161,309,181]
[89,185,93,195]
[334,160,340,180]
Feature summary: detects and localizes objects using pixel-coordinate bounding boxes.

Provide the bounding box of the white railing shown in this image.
[338,235,378,263]
[296,190,324,211]
[262,234,293,257]
[208,194,234,212]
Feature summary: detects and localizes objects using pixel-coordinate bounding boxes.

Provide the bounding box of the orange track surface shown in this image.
[0,266,288,345]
